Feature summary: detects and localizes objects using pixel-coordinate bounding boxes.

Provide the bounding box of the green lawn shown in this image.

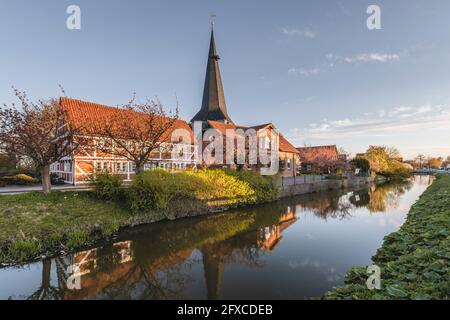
[0,191,149,264]
[323,174,450,300]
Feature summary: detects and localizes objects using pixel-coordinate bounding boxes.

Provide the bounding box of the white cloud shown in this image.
[288,67,321,77]
[388,106,412,117]
[326,52,402,64]
[281,26,317,39]
[291,51,402,78]
[344,53,400,63]
[290,104,450,141]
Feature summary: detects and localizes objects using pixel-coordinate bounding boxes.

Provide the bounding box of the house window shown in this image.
[116,162,127,173]
[115,162,128,173]
[64,161,71,172]
[287,159,291,170]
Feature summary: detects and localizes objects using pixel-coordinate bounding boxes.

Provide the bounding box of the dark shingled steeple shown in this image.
[191,27,233,124]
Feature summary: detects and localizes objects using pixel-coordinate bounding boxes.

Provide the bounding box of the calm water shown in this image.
[0,176,433,300]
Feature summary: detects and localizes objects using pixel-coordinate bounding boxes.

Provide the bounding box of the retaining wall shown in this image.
[279,176,374,198]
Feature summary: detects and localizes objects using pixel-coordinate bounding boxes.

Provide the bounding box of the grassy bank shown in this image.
[323,174,450,300]
[0,169,279,265]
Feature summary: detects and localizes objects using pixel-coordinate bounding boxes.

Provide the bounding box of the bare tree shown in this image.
[443,156,450,169]
[101,96,179,174]
[0,88,82,193]
[415,154,426,169]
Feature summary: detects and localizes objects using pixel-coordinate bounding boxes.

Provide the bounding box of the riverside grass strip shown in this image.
[323,174,450,300]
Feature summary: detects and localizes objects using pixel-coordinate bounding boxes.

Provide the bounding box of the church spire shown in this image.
[191,17,233,124]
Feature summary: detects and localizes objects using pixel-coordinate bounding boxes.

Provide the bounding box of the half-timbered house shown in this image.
[51,97,198,185]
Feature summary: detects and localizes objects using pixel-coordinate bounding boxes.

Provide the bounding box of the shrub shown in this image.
[127,169,179,212]
[350,157,371,173]
[0,174,37,186]
[51,173,66,185]
[0,169,39,179]
[223,169,279,202]
[183,169,256,203]
[127,169,261,214]
[90,172,124,200]
[379,161,412,180]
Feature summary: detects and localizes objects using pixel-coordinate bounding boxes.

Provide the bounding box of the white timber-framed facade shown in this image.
[51,98,198,185]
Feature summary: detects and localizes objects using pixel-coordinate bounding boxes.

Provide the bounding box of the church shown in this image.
[192,24,300,177]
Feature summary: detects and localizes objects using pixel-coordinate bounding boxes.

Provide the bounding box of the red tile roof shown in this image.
[207,120,239,135]
[207,120,298,154]
[279,135,299,154]
[247,123,273,131]
[296,145,339,163]
[60,97,195,143]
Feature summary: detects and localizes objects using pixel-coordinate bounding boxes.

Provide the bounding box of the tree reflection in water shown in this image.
[366,181,412,213]
[25,178,427,300]
[28,259,62,300]
[295,190,353,220]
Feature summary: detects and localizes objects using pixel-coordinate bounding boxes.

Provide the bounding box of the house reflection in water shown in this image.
[257,206,298,251]
[28,203,299,300]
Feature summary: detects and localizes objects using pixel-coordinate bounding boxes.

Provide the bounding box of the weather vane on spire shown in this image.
[210,12,217,30]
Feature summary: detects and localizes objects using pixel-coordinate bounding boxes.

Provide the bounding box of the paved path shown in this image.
[413,169,449,175]
[0,184,92,195]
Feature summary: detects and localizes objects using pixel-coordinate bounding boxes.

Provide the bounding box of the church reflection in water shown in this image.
[25,177,425,300]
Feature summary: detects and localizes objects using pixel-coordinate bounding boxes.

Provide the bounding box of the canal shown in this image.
[0,175,433,300]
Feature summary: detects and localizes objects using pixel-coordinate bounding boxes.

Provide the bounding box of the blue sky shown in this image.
[1,0,449,159]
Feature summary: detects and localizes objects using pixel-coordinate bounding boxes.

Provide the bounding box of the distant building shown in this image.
[296,145,340,173]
